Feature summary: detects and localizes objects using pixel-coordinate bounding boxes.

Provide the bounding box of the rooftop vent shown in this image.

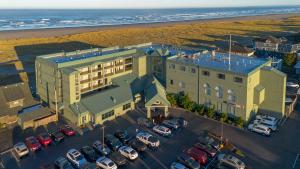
[111,96,116,104]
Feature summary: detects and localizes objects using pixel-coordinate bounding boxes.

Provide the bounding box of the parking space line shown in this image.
[292,154,300,169]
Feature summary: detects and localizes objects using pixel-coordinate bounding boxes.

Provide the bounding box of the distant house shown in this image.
[0,82,56,129]
[254,35,300,54]
[217,43,254,57]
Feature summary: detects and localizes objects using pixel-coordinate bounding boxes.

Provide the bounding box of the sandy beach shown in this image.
[0,13,299,40]
[0,12,300,83]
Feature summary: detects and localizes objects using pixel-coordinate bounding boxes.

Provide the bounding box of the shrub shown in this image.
[235,117,245,128]
[220,112,228,122]
[206,107,215,118]
[167,93,177,106]
[283,53,297,67]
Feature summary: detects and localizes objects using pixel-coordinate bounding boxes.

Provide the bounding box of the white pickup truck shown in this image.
[136,132,160,148]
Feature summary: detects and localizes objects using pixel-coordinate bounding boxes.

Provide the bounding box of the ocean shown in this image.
[0,6,300,31]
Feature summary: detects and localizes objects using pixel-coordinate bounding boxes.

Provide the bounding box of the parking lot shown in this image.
[1,104,300,169]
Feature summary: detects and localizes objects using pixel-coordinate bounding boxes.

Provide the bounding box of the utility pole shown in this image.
[229,34,232,71]
[54,86,58,121]
[102,125,105,152]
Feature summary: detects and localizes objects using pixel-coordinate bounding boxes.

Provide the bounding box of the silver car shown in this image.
[13,142,29,158]
[218,154,245,169]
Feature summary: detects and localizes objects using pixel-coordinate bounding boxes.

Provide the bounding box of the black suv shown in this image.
[128,138,147,152]
[114,130,132,144]
[80,146,99,162]
[104,134,122,151]
[48,129,64,142]
[177,154,201,169]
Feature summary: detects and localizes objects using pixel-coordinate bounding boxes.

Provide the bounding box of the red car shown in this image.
[61,125,75,136]
[184,147,208,165]
[37,133,52,146]
[25,136,41,152]
[194,142,217,158]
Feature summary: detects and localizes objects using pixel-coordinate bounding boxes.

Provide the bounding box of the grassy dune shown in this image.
[0,15,300,82]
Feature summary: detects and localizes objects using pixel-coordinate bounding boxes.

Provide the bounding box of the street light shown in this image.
[101,125,105,152]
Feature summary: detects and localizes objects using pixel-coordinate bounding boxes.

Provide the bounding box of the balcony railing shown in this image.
[92,67,102,72]
[92,83,104,89]
[115,62,123,66]
[80,78,91,84]
[80,71,90,75]
[104,65,114,69]
[104,73,114,77]
[92,75,103,80]
[115,69,124,74]
[81,87,91,93]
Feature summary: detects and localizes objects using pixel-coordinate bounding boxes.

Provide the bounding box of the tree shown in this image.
[283,53,297,67]
[167,93,177,106]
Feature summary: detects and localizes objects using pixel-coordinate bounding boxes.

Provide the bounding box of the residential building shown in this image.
[166,50,286,121]
[217,43,254,57]
[35,43,171,126]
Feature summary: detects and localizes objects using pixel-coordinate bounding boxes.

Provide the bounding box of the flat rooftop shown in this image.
[51,48,128,64]
[169,52,269,75]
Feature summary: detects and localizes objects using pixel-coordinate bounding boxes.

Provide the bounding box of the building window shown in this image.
[179,81,185,89]
[228,105,235,115]
[228,89,236,102]
[202,71,210,76]
[81,116,87,123]
[217,73,225,80]
[234,77,243,83]
[102,110,115,120]
[170,79,174,85]
[123,103,131,110]
[215,86,223,98]
[169,64,175,69]
[191,68,196,73]
[179,66,186,71]
[203,83,211,96]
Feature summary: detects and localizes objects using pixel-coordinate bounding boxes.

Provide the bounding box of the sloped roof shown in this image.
[18,104,53,122]
[144,79,171,107]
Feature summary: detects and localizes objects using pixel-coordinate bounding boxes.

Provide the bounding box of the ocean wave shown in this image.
[1,7,300,31]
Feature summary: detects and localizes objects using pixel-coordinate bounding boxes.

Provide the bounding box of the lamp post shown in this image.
[102,125,105,152]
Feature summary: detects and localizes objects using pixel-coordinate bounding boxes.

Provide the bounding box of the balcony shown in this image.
[80,71,90,75]
[80,78,91,84]
[81,87,91,93]
[92,75,103,80]
[104,65,114,69]
[125,59,133,64]
[92,83,104,89]
[125,64,132,71]
[92,67,102,72]
[104,73,114,77]
[115,69,124,74]
[115,62,123,66]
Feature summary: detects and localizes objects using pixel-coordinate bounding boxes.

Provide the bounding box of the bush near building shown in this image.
[283,53,297,67]
[167,92,246,128]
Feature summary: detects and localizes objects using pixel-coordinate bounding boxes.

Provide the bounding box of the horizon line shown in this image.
[1,4,300,10]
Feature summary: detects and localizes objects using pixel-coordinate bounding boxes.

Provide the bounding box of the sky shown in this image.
[1,0,300,9]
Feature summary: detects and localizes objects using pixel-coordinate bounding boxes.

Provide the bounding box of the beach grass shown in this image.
[0,15,300,82]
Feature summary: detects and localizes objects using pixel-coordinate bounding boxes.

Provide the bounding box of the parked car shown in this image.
[54,156,74,169]
[81,163,98,169]
[255,115,278,125]
[198,136,223,150]
[39,164,55,169]
[25,136,41,152]
[218,154,245,169]
[177,154,201,169]
[49,129,64,142]
[66,149,87,168]
[109,152,127,166]
[170,162,189,169]
[128,138,147,152]
[114,130,132,144]
[118,146,138,160]
[286,82,299,88]
[184,147,208,165]
[248,123,271,136]
[96,156,117,169]
[137,117,153,128]
[61,125,76,136]
[153,125,172,137]
[37,133,52,146]
[92,140,111,156]
[173,117,188,128]
[254,119,277,131]
[80,146,99,162]
[162,119,180,130]
[104,134,123,151]
[194,142,217,158]
[136,132,160,148]
[13,142,29,158]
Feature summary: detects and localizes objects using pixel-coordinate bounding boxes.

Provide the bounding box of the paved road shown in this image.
[2,106,300,169]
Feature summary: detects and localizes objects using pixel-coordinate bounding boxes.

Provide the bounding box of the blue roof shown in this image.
[51,48,128,63]
[169,52,269,75]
